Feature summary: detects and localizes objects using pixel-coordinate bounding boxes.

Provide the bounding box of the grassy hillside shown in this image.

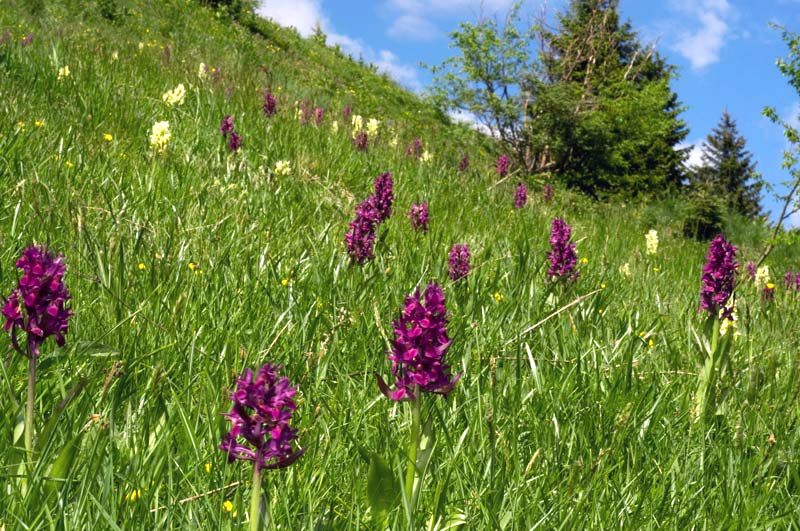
[2,1,800,528]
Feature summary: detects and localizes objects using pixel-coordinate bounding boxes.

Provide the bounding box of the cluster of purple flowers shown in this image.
[314,107,325,126]
[378,283,459,401]
[496,155,510,177]
[542,183,554,203]
[342,105,352,121]
[784,271,800,291]
[353,131,369,152]
[547,218,578,280]
[699,234,738,318]
[746,261,756,280]
[458,154,470,172]
[514,183,527,209]
[2,246,72,357]
[448,244,470,281]
[406,138,423,159]
[408,202,429,232]
[220,364,303,471]
[263,91,277,117]
[344,173,394,263]
[219,115,242,152]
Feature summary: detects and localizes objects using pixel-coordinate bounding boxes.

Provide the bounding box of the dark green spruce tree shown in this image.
[694,110,762,218]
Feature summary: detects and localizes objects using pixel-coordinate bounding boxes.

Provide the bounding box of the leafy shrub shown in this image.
[683,188,725,240]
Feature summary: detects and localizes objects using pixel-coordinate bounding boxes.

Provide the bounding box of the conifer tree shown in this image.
[694,110,761,218]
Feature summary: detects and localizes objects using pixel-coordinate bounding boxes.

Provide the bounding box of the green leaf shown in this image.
[44,430,84,497]
[367,452,398,522]
[36,377,87,454]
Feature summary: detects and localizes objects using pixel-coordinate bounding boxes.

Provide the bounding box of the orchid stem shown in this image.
[404,390,421,520]
[25,353,36,466]
[249,464,263,531]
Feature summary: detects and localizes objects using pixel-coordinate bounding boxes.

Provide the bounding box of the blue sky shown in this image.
[257,0,800,223]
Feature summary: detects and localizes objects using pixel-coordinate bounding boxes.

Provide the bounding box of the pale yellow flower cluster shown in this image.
[162,83,186,107]
[719,301,740,340]
[274,160,292,176]
[57,65,70,80]
[149,121,171,153]
[754,265,771,290]
[645,229,658,255]
[366,118,380,137]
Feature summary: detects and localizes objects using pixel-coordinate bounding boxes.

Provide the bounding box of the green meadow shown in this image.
[2,1,800,528]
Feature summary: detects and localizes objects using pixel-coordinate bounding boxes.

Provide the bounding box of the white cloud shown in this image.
[384,0,517,42]
[671,0,733,70]
[388,14,439,40]
[448,109,492,135]
[256,1,422,90]
[375,50,423,90]
[680,139,706,168]
[256,0,326,36]
[787,209,800,229]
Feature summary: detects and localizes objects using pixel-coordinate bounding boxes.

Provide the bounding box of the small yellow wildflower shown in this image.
[188,262,198,271]
[281,277,290,287]
[103,133,113,142]
[35,119,45,128]
[204,462,212,474]
[766,282,775,290]
[493,292,504,303]
[420,150,433,163]
[138,42,145,51]
[580,257,589,265]
[57,65,70,80]
[65,160,74,168]
[125,489,140,502]
[222,500,234,513]
[16,121,25,130]
[653,266,660,272]
[639,331,646,338]
[137,263,146,271]
[600,283,606,289]
[648,338,654,349]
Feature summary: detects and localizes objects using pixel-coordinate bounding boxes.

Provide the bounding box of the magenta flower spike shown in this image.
[3,246,72,357]
[699,234,738,318]
[408,202,429,232]
[378,283,459,401]
[547,218,578,281]
[353,131,369,152]
[373,172,394,222]
[448,244,470,282]
[263,91,277,117]
[514,183,527,209]
[406,138,423,159]
[345,197,380,264]
[496,154,510,177]
[220,364,304,471]
[542,183,554,203]
[220,115,235,137]
[458,154,469,172]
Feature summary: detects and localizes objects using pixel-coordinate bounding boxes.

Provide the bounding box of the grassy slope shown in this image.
[2,1,800,528]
